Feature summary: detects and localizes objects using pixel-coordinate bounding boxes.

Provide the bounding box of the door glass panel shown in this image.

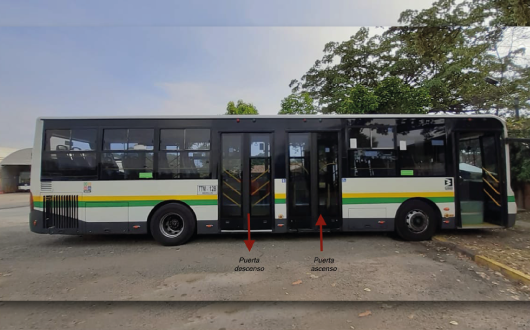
[458,136,484,225]
[458,133,503,226]
[250,134,271,217]
[221,134,242,218]
[481,135,502,223]
[288,133,312,228]
[317,133,339,223]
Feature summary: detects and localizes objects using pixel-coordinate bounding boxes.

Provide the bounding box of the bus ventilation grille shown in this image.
[41,182,53,193]
[43,195,79,229]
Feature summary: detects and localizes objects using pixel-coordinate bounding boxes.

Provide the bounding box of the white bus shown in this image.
[29,115,517,245]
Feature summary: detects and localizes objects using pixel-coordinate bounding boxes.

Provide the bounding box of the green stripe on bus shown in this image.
[508,196,515,202]
[275,198,286,204]
[342,197,454,204]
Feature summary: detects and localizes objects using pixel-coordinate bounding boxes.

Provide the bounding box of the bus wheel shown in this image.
[395,200,437,241]
[150,203,196,246]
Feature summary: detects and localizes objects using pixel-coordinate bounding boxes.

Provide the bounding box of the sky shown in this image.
[0,0,437,149]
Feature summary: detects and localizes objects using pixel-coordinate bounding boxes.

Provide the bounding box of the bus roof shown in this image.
[37,114,504,120]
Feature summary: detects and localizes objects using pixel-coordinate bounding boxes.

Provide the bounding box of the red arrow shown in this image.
[244,213,255,252]
[315,215,327,251]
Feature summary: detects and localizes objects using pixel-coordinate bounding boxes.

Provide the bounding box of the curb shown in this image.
[432,236,530,286]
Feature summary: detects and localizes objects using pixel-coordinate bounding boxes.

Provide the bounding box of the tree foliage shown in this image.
[279,92,317,114]
[289,0,530,116]
[507,117,530,184]
[225,100,259,115]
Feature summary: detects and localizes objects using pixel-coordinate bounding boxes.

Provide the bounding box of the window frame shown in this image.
[396,119,448,178]
[349,125,397,150]
[41,128,98,181]
[347,125,398,177]
[99,128,156,181]
[157,128,212,180]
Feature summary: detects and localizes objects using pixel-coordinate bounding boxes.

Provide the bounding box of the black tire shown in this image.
[395,200,437,241]
[150,203,196,246]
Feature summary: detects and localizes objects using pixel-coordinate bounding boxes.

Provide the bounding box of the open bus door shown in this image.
[454,131,507,228]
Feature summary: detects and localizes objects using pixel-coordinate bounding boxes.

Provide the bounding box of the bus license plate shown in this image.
[197,185,217,195]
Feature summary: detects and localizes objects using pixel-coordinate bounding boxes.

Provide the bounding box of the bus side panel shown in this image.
[32,179,220,235]
[341,177,456,231]
[29,119,44,233]
[505,143,517,227]
[83,180,219,234]
[274,178,287,233]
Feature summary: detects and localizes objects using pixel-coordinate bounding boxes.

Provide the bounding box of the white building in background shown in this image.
[0,147,32,193]
[0,147,18,163]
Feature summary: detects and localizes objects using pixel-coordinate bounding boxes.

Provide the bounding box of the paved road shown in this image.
[1,206,528,302]
[1,302,530,330]
[0,192,29,210]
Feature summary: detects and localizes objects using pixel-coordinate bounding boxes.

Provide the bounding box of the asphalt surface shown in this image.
[1,302,530,330]
[1,206,529,302]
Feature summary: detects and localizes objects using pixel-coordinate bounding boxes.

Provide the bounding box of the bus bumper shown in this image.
[507,214,516,228]
[29,209,46,234]
[29,209,83,235]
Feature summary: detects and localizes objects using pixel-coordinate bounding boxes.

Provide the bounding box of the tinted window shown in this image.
[371,127,394,149]
[103,129,128,150]
[100,129,155,180]
[128,129,154,150]
[45,130,71,151]
[185,129,210,150]
[350,127,394,149]
[100,152,154,180]
[42,129,97,180]
[348,150,396,177]
[45,129,96,151]
[42,152,97,180]
[158,129,211,179]
[397,119,446,176]
[103,129,154,151]
[71,129,97,151]
[160,129,185,150]
[158,151,210,179]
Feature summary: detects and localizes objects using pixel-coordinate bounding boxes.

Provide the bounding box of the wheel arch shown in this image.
[146,200,197,235]
[395,197,442,229]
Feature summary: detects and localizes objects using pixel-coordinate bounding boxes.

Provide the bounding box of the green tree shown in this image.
[279,92,317,114]
[334,85,379,114]
[507,117,530,187]
[225,100,259,115]
[289,0,529,115]
[373,77,431,114]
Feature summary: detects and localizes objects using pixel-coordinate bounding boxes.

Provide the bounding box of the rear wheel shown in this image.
[150,203,196,246]
[395,200,437,241]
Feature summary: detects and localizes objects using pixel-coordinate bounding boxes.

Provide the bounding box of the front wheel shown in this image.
[395,200,437,241]
[150,203,196,246]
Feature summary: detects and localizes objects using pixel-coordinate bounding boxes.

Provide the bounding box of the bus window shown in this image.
[42,129,97,180]
[397,119,446,177]
[158,129,211,179]
[348,126,396,177]
[348,149,396,177]
[101,129,154,180]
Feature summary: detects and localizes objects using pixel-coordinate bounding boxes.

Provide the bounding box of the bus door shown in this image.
[219,133,273,231]
[455,131,506,227]
[287,132,341,231]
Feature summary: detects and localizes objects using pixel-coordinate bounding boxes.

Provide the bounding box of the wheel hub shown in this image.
[160,213,184,238]
[406,209,429,234]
